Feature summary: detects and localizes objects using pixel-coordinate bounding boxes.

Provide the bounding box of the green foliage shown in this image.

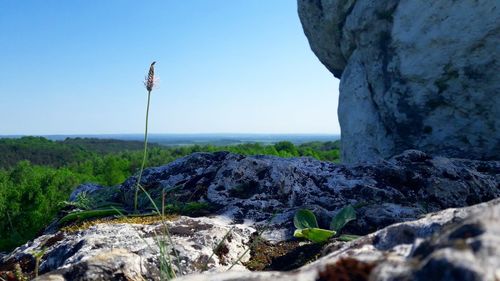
[58,208,127,225]
[293,209,336,243]
[293,205,357,243]
[180,202,213,216]
[61,192,96,210]
[0,137,340,173]
[0,161,89,250]
[274,141,298,157]
[30,247,47,278]
[293,228,336,243]
[0,136,92,168]
[293,209,318,229]
[61,137,158,154]
[330,205,357,232]
[336,234,360,242]
[0,137,340,251]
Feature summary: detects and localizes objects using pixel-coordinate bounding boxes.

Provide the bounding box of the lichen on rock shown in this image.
[1,151,499,280]
[298,0,500,163]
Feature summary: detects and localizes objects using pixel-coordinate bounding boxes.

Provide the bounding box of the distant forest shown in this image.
[0,137,340,251]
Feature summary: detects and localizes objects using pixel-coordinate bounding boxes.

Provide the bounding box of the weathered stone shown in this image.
[174,198,500,281]
[118,151,499,239]
[2,152,499,280]
[35,249,146,281]
[9,216,253,281]
[69,183,104,201]
[298,0,500,163]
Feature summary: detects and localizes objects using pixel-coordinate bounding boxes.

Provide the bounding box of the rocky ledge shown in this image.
[1,151,498,280]
[178,198,500,281]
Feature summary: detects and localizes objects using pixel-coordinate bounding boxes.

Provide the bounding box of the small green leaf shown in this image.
[294,209,319,229]
[293,229,305,238]
[330,205,356,232]
[337,234,361,242]
[298,228,336,243]
[58,208,126,225]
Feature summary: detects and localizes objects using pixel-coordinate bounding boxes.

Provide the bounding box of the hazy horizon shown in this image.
[0,133,340,146]
[1,132,340,136]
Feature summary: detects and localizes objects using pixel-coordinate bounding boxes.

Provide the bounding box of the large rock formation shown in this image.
[1,152,499,280]
[298,0,500,163]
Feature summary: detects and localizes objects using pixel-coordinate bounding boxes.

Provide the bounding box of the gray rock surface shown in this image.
[69,183,105,201]
[1,151,498,280]
[8,216,253,280]
[175,198,500,281]
[118,151,499,240]
[26,197,500,281]
[298,0,500,163]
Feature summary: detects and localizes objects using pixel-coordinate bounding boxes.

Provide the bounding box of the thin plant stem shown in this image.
[159,191,176,280]
[134,90,152,212]
[201,226,235,272]
[111,207,176,280]
[138,183,183,275]
[227,213,276,270]
[32,248,46,278]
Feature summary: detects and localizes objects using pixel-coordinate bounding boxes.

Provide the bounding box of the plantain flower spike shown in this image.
[145,61,156,92]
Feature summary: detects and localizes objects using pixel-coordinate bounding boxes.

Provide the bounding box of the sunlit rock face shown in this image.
[177,198,500,281]
[298,0,500,163]
[2,152,499,280]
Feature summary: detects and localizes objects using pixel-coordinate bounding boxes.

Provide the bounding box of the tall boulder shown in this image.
[298,0,500,163]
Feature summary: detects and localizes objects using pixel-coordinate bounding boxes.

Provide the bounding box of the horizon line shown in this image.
[1,132,341,137]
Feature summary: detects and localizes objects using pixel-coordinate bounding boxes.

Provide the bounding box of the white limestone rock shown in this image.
[5,216,254,281]
[2,152,499,280]
[298,0,500,163]
[175,198,500,281]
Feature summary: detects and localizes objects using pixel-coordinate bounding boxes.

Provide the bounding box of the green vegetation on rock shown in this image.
[293,205,358,243]
[0,137,340,251]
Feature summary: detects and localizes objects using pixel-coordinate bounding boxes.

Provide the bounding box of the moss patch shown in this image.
[58,208,127,226]
[179,202,216,217]
[244,239,322,271]
[61,214,178,232]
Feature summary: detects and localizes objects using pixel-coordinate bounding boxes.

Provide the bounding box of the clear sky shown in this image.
[0,0,340,135]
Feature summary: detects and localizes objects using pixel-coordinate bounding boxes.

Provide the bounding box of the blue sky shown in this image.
[0,0,340,135]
